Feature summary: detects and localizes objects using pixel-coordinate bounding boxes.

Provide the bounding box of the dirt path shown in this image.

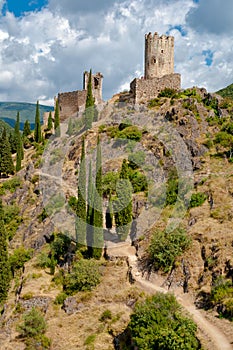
[108,242,233,350]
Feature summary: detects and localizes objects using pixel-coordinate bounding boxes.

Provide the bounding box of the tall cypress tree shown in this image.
[54,99,61,137]
[0,128,14,177]
[75,137,87,250]
[34,101,42,143]
[15,112,24,172]
[114,159,132,241]
[84,69,95,130]
[92,136,103,259]
[0,199,10,303]
[47,111,53,131]
[23,120,31,137]
[86,161,94,256]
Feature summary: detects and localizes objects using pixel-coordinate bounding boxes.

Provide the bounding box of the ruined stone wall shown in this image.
[130,73,181,104]
[145,32,174,79]
[57,90,87,121]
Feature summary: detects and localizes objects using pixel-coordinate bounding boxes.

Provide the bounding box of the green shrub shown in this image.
[148,98,165,108]
[9,246,33,275]
[128,151,145,170]
[128,293,199,350]
[17,307,47,338]
[158,88,177,98]
[210,277,233,320]
[63,259,100,294]
[3,203,23,240]
[102,171,119,196]
[99,309,112,322]
[189,192,207,208]
[129,169,148,193]
[36,250,51,269]
[54,292,68,305]
[118,126,142,141]
[68,196,78,212]
[0,176,22,193]
[148,228,191,272]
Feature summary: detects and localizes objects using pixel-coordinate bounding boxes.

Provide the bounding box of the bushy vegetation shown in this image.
[0,176,22,194]
[148,228,191,272]
[128,293,200,350]
[189,192,207,208]
[9,246,33,276]
[63,259,100,294]
[158,88,177,98]
[210,277,233,320]
[3,203,23,240]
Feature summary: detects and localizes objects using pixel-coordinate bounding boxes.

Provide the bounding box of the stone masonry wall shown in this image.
[130,73,181,104]
[57,90,87,121]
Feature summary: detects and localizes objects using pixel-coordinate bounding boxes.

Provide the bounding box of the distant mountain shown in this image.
[0,119,14,135]
[0,102,53,130]
[216,83,233,100]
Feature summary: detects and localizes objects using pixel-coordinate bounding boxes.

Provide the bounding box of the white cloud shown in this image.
[0,0,232,105]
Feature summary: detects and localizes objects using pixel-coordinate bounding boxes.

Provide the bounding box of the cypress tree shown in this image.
[86,161,94,256]
[23,120,31,137]
[84,69,95,130]
[54,99,61,137]
[34,101,42,143]
[114,159,132,241]
[0,199,10,303]
[0,128,14,177]
[75,137,87,250]
[92,136,103,259]
[15,112,24,172]
[47,111,53,131]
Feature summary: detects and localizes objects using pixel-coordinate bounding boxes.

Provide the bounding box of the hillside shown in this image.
[0,87,233,349]
[216,83,233,100]
[0,102,53,130]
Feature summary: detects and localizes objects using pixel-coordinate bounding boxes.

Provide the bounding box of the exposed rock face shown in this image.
[62,297,85,315]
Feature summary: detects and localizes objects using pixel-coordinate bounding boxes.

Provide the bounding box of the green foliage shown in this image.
[148,98,165,108]
[128,169,148,193]
[148,228,191,272]
[76,137,87,249]
[63,259,100,294]
[0,128,14,176]
[84,69,95,130]
[118,125,142,141]
[189,192,207,208]
[99,309,112,322]
[210,277,233,320]
[128,151,145,170]
[17,307,47,338]
[0,199,10,303]
[102,171,119,196]
[128,293,199,350]
[68,196,78,212]
[3,203,23,240]
[0,176,21,194]
[47,111,53,131]
[36,250,51,269]
[54,292,68,305]
[54,99,60,137]
[9,246,33,275]
[50,233,71,263]
[114,159,132,241]
[203,94,220,116]
[216,83,233,100]
[23,120,31,137]
[165,172,179,206]
[34,101,42,143]
[158,88,177,98]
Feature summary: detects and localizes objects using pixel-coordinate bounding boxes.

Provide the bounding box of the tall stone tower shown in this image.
[144,32,174,79]
[83,71,103,103]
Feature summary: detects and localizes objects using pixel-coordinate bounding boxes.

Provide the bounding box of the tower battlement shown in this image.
[145,32,174,79]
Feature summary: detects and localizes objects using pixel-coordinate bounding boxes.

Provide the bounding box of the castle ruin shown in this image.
[121,32,181,104]
[56,71,103,122]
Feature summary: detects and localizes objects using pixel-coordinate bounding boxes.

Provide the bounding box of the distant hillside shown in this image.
[0,102,53,130]
[216,83,233,99]
[0,119,14,135]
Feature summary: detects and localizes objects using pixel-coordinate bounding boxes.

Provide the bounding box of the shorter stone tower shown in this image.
[145,32,174,79]
[83,71,103,104]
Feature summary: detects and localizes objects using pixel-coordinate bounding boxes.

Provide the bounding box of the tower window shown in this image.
[94,77,99,89]
[161,49,164,53]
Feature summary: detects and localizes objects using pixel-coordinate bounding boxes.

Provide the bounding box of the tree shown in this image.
[47,111,53,131]
[14,112,24,172]
[54,99,60,137]
[114,159,132,241]
[34,101,42,143]
[84,69,95,130]
[75,137,87,250]
[86,161,94,256]
[92,136,104,259]
[128,293,199,350]
[0,128,14,177]
[23,120,31,137]
[0,199,10,303]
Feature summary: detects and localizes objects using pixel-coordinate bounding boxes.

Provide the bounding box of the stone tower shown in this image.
[83,71,103,103]
[144,32,174,79]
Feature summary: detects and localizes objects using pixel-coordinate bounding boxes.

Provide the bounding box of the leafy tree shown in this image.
[0,199,10,303]
[63,259,100,294]
[23,120,31,137]
[102,171,119,197]
[9,246,33,277]
[86,161,94,256]
[0,128,14,176]
[50,232,71,263]
[148,228,191,272]
[128,293,199,350]
[34,101,42,143]
[84,69,95,130]
[47,111,53,131]
[76,137,87,249]
[14,112,24,172]
[92,136,104,258]
[114,159,132,241]
[54,99,60,137]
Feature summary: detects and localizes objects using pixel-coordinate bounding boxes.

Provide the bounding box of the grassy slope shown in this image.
[216,83,233,99]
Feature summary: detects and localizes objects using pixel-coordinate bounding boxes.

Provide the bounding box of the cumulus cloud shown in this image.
[0,0,232,105]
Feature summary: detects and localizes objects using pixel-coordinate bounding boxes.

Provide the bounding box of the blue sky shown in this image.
[2,0,48,17]
[0,0,232,105]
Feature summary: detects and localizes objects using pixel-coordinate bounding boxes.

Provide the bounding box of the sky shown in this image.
[0,0,232,106]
